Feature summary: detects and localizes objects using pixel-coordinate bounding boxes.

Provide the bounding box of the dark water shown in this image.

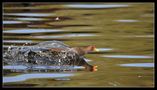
[3,3,154,87]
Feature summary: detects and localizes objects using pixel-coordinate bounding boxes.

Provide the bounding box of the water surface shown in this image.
[3,3,154,87]
[3,29,63,33]
[119,63,154,68]
[115,20,139,23]
[102,55,153,59]
[3,73,74,83]
[4,13,54,17]
[65,4,129,9]
[3,21,26,24]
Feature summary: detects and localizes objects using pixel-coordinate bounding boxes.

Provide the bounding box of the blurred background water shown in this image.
[3,2,154,87]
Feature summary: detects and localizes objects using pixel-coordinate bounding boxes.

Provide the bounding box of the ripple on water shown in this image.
[3,13,54,17]
[3,65,85,70]
[115,20,139,23]
[16,17,49,21]
[3,40,33,43]
[119,63,154,68]
[3,29,63,33]
[3,21,26,24]
[3,73,74,83]
[102,55,153,59]
[33,33,98,39]
[98,48,113,51]
[65,4,129,9]
[124,35,154,38]
[3,65,27,70]
[55,78,71,81]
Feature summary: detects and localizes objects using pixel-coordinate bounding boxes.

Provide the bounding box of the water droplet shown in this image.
[55,17,60,21]
[138,75,142,78]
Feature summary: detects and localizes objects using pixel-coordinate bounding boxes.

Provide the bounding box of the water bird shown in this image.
[3,41,99,72]
[48,45,99,71]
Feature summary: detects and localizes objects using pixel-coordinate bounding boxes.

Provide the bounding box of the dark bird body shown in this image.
[3,41,98,71]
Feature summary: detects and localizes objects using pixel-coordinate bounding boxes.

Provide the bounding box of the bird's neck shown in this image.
[72,47,87,56]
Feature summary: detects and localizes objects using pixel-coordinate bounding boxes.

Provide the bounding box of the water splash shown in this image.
[3,41,85,72]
